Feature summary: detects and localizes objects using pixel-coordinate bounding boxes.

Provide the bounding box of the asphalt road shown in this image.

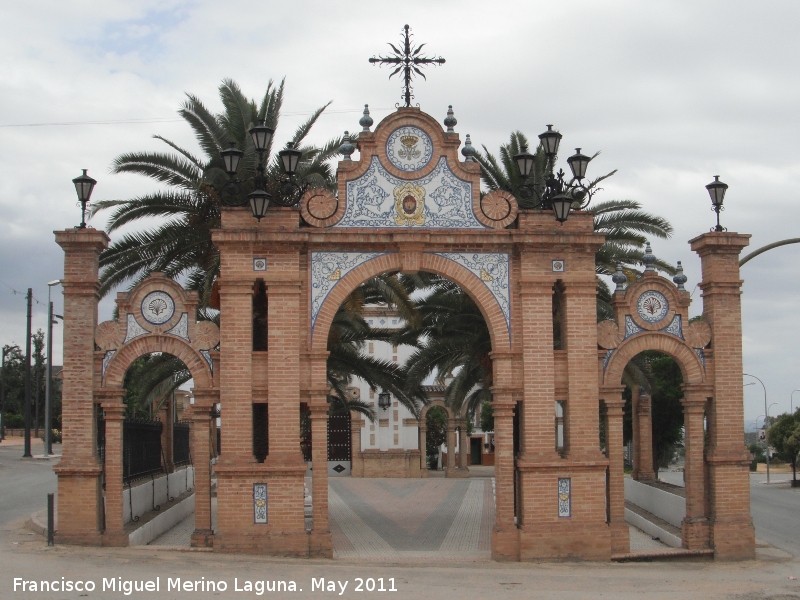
[0,439,58,527]
[749,472,800,556]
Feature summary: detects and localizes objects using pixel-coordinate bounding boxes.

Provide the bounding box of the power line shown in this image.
[0,279,45,306]
[0,108,393,129]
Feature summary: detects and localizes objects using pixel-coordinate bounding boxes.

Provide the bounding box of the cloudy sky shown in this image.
[1,1,798,427]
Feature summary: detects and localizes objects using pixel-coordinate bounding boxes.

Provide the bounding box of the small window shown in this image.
[369,342,374,354]
[392,345,398,353]
[555,401,566,451]
[392,319,398,325]
[368,319,374,325]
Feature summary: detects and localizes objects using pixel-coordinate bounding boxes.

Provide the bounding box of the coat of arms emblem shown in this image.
[397,135,421,161]
[393,182,426,226]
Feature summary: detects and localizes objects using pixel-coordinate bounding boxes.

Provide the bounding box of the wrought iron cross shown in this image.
[369,24,445,107]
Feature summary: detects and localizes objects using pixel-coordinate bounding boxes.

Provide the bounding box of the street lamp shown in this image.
[791,389,800,414]
[71,169,97,229]
[378,390,391,411]
[45,280,63,456]
[705,175,728,232]
[744,373,772,482]
[215,124,310,220]
[512,125,598,223]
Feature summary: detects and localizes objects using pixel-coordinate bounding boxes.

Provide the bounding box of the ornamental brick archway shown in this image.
[55,106,756,560]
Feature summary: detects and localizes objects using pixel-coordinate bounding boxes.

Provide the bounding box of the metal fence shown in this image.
[173,421,191,466]
[123,418,163,484]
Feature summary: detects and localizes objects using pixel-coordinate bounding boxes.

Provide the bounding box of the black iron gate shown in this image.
[327,412,351,461]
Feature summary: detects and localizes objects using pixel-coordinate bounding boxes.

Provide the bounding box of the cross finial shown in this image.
[369,24,445,107]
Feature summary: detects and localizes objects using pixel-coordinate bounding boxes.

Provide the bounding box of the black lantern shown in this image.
[705,175,728,232]
[538,124,562,158]
[279,142,302,176]
[221,142,243,176]
[72,169,97,229]
[249,120,274,152]
[567,148,591,181]
[248,189,271,221]
[513,150,536,178]
[551,194,573,223]
[378,390,391,411]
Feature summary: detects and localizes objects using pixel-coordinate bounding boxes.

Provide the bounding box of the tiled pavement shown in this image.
[149,477,667,557]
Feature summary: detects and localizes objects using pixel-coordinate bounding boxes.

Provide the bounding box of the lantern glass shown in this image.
[220,142,243,175]
[551,194,573,223]
[538,124,562,157]
[567,148,591,180]
[705,175,728,207]
[279,143,302,175]
[378,391,391,410]
[249,120,274,152]
[72,169,97,203]
[248,189,271,220]
[513,151,536,178]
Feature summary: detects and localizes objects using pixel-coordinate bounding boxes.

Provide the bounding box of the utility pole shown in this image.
[45,279,62,456]
[0,346,6,442]
[23,288,32,458]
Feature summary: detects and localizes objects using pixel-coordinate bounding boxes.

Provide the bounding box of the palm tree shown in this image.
[93,78,341,304]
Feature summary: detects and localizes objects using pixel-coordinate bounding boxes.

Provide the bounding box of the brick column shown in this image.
[681,391,709,549]
[190,389,216,548]
[491,391,519,560]
[445,417,457,476]
[99,400,127,546]
[690,232,755,559]
[53,228,109,546]
[457,419,469,474]
[601,388,629,554]
[562,278,604,458]
[308,398,332,556]
[160,399,174,473]
[634,389,655,481]
[217,279,254,463]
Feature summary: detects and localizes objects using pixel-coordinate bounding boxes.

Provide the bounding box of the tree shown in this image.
[93,79,340,304]
[425,406,447,469]
[767,412,800,486]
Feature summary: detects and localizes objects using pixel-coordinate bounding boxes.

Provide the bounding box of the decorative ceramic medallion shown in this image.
[558,478,571,518]
[301,188,339,227]
[337,157,484,229]
[636,290,669,323]
[253,483,268,524]
[385,126,433,172]
[477,190,518,229]
[140,291,175,325]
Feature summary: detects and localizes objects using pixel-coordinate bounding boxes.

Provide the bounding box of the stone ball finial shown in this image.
[673,260,688,291]
[359,104,373,132]
[444,105,457,132]
[643,242,656,272]
[461,134,476,162]
[612,261,627,292]
[339,131,355,161]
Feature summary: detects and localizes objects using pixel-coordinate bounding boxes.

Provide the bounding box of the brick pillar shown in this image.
[681,391,709,549]
[350,412,363,477]
[53,228,109,546]
[491,392,519,560]
[601,388,629,554]
[631,386,641,479]
[562,278,604,459]
[217,279,254,463]
[309,398,332,556]
[690,232,755,559]
[100,400,127,546]
[634,389,655,481]
[190,390,216,548]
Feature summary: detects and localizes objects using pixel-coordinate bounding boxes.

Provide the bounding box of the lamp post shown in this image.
[0,346,6,442]
[378,390,391,411]
[512,125,597,223]
[45,280,62,456]
[705,175,728,232]
[215,124,309,220]
[71,169,97,229]
[744,373,771,482]
[791,389,800,414]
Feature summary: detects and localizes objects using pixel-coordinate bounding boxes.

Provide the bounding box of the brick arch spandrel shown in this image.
[103,334,213,389]
[603,333,705,388]
[419,399,455,422]
[309,252,511,353]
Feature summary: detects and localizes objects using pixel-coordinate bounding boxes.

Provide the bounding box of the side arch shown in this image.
[310,251,511,353]
[603,332,705,387]
[419,399,454,422]
[103,334,214,390]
